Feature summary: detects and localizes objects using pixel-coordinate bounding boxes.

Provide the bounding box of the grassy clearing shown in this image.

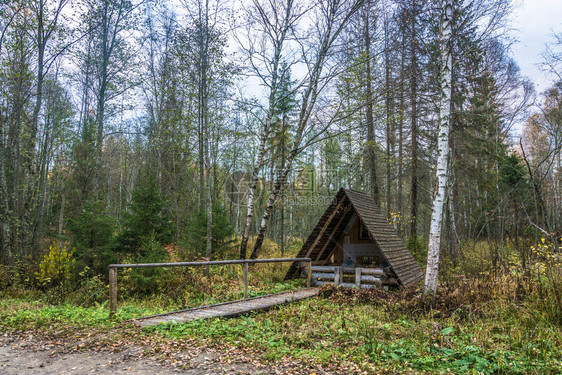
[1,239,561,374]
[1,278,561,374]
[141,284,562,374]
[0,296,161,331]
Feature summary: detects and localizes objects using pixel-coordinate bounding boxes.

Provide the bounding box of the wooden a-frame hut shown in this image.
[286,188,423,288]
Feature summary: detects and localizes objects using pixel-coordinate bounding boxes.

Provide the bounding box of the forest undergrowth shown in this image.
[1,239,561,374]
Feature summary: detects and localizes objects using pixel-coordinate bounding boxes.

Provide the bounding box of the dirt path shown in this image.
[0,336,267,374]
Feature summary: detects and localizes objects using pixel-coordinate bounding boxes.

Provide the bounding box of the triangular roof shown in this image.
[286,188,424,287]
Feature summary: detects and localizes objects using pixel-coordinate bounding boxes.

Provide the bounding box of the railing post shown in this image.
[243,262,249,299]
[334,266,342,286]
[355,268,362,289]
[306,261,312,288]
[109,266,117,318]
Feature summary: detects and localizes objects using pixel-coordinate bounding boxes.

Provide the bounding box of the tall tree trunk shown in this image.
[95,16,110,197]
[424,0,453,295]
[249,162,290,259]
[198,93,205,211]
[364,2,380,206]
[196,1,213,261]
[27,0,59,255]
[9,32,30,259]
[0,128,10,263]
[409,0,419,239]
[95,2,110,169]
[58,189,65,236]
[384,11,393,218]
[30,7,44,162]
[447,150,460,264]
[280,112,288,256]
[397,21,406,236]
[249,0,363,258]
[31,117,51,251]
[239,0,295,259]
[239,116,273,259]
[0,19,11,259]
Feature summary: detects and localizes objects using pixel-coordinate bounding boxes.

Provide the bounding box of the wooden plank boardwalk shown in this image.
[132,288,320,327]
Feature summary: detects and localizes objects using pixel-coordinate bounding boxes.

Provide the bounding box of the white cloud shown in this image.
[511,0,562,92]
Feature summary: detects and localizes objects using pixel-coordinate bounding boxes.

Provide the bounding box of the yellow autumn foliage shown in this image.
[36,241,76,287]
[529,238,562,277]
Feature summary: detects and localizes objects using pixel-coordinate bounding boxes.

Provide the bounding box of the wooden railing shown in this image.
[108,257,312,317]
[310,265,386,289]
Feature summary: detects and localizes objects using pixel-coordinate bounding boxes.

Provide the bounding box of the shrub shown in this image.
[67,266,108,306]
[0,265,16,290]
[35,241,75,288]
[13,255,37,287]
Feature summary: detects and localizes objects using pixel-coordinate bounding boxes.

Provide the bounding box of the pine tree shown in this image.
[68,200,116,274]
[118,172,173,254]
[185,202,234,260]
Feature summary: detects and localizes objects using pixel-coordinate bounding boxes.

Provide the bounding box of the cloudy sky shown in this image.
[511,0,562,93]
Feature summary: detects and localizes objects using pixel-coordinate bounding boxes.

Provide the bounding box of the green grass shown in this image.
[140,296,561,374]
[1,238,561,374]
[0,296,165,331]
[1,287,561,374]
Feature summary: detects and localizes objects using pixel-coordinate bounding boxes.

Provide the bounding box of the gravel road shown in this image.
[0,336,266,375]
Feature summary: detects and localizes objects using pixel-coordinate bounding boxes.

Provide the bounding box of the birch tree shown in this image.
[249,0,365,259]
[424,0,453,295]
[236,0,303,259]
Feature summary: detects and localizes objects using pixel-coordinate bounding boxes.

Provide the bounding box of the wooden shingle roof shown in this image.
[286,188,424,287]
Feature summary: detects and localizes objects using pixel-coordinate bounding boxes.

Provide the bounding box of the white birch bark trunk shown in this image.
[249,0,363,258]
[238,0,295,259]
[239,80,278,259]
[424,0,454,295]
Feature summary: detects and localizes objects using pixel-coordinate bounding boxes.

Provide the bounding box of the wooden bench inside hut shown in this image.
[286,188,423,290]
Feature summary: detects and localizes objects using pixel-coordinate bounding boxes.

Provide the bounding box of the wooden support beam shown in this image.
[304,196,347,258]
[342,213,358,235]
[109,267,117,318]
[311,261,328,265]
[315,207,350,262]
[312,272,336,280]
[360,268,384,276]
[355,268,362,288]
[320,212,357,265]
[360,275,382,284]
[243,262,249,299]
[311,265,338,272]
[306,261,312,288]
[109,257,311,269]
